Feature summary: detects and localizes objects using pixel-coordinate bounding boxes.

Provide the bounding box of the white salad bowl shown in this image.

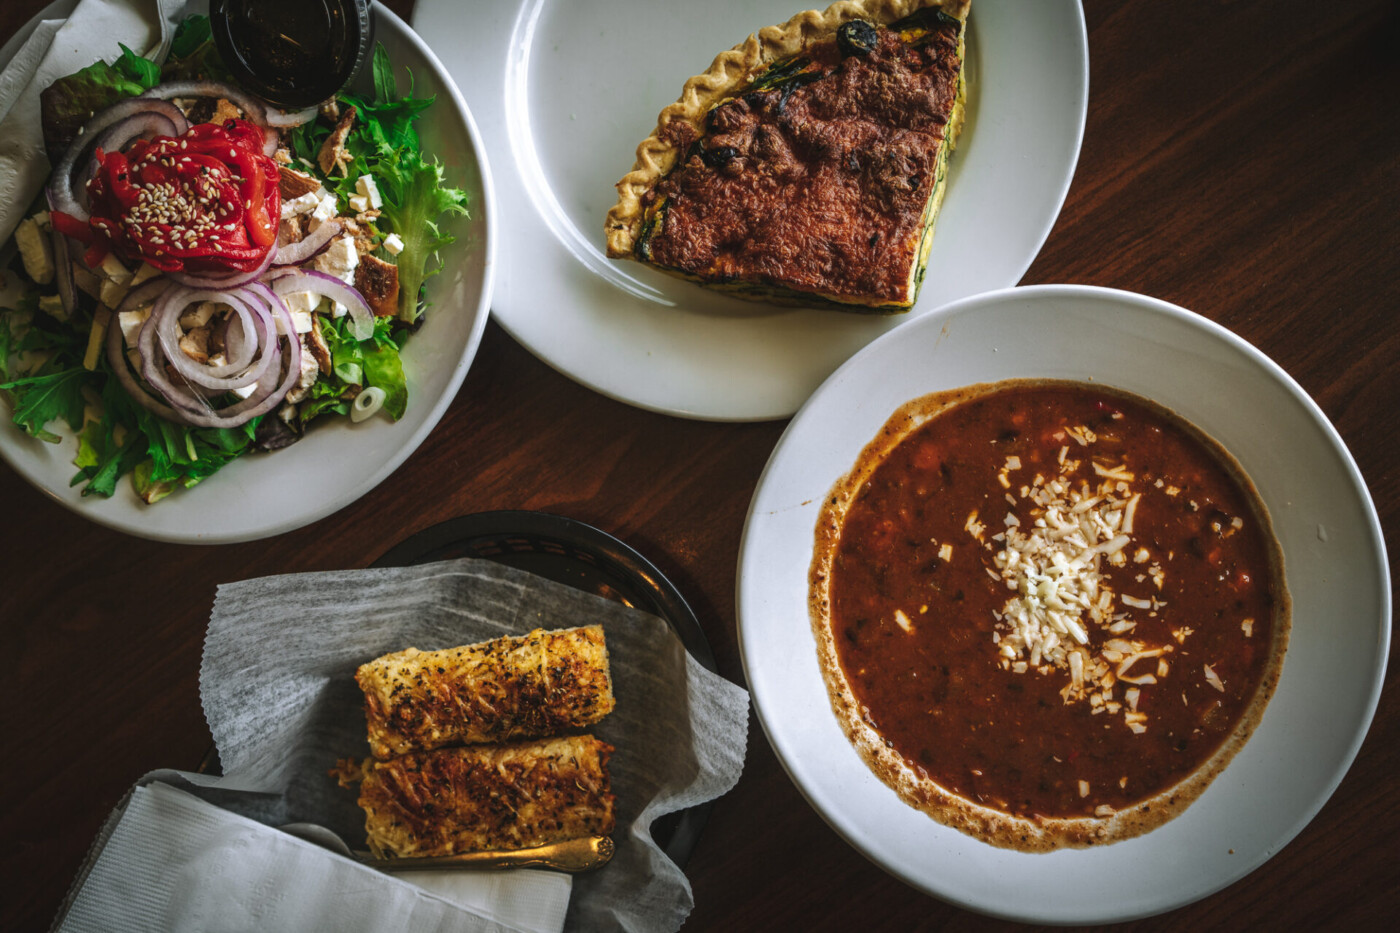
[0,0,495,543]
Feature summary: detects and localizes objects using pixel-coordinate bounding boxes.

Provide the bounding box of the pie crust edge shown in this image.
[603,0,972,260]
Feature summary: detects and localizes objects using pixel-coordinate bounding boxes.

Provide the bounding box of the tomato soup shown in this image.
[809,380,1289,849]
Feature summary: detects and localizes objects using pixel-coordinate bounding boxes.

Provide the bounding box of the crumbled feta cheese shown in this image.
[311,234,360,317]
[316,234,359,283]
[281,189,325,220]
[348,194,369,212]
[355,174,383,210]
[382,232,404,255]
[280,291,323,316]
[276,308,314,335]
[310,190,339,225]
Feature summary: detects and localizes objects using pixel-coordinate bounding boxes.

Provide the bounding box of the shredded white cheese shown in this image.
[977,421,1186,738]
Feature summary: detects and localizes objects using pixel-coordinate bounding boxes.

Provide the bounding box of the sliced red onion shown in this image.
[272,268,374,340]
[128,282,303,428]
[49,225,77,319]
[166,244,275,290]
[199,286,277,379]
[264,106,319,127]
[47,98,189,222]
[90,110,187,166]
[273,219,341,266]
[107,297,185,424]
[42,189,80,318]
[153,288,274,391]
[114,276,172,315]
[208,289,303,423]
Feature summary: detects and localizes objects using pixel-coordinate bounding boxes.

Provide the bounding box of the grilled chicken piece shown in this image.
[355,253,400,317]
[279,165,323,201]
[318,105,357,177]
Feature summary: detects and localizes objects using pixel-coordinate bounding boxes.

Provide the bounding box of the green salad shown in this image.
[0,15,469,503]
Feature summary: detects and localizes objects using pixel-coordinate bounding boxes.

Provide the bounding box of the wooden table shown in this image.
[3,1,1395,930]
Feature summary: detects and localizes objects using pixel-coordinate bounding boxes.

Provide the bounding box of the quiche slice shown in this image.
[605,0,969,313]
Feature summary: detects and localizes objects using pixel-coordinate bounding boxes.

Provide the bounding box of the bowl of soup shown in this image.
[737,284,1388,923]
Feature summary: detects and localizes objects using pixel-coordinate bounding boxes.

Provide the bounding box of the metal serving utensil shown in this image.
[279,823,614,874]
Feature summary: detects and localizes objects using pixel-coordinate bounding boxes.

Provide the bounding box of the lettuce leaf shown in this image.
[0,367,87,442]
[285,44,470,323]
[375,153,468,323]
[0,288,91,443]
[362,329,407,420]
[314,313,407,421]
[38,45,162,163]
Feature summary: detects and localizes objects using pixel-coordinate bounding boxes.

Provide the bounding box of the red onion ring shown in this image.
[153,288,274,390]
[263,106,319,127]
[106,291,185,424]
[166,244,275,291]
[46,194,78,319]
[114,277,172,315]
[208,289,303,424]
[90,110,187,168]
[273,220,341,266]
[47,97,188,222]
[122,282,304,428]
[272,268,374,340]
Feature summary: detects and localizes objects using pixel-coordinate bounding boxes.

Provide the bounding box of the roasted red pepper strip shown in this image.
[49,209,94,243]
[58,118,282,276]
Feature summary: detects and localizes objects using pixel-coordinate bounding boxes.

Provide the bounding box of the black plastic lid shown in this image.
[209,0,372,110]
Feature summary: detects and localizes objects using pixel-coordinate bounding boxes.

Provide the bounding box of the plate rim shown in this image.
[413,0,1089,422]
[735,282,1391,922]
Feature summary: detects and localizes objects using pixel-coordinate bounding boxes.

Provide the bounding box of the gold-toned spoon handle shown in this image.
[358,835,615,874]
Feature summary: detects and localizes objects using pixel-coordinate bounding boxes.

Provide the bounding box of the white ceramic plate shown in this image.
[413,0,1086,420]
[736,285,1390,923]
[0,2,495,544]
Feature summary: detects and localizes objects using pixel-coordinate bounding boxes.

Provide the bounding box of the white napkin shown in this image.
[52,558,751,933]
[0,0,187,245]
[197,558,752,932]
[56,777,568,933]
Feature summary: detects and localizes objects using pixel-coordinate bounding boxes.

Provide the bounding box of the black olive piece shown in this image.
[254,414,303,451]
[700,145,740,169]
[837,20,880,57]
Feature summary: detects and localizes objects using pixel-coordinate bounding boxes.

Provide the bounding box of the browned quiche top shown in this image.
[606,0,969,311]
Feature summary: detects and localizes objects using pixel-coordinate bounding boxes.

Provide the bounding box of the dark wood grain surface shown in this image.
[2,1,1396,931]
